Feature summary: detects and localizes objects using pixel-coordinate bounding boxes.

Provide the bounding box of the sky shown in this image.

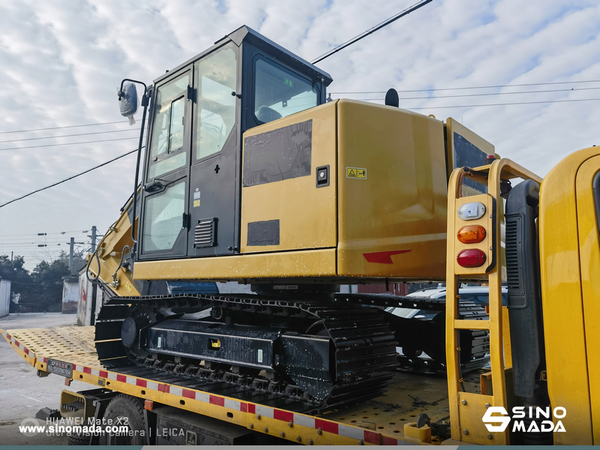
[0,0,598,270]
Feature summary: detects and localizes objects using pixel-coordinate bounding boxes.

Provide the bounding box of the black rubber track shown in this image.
[95,293,398,412]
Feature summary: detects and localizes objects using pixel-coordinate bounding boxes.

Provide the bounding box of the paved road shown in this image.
[0,313,88,445]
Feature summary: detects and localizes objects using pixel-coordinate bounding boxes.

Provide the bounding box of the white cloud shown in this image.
[0,0,599,269]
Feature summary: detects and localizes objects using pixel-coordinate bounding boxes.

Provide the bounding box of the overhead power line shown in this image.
[0,230,89,238]
[0,136,139,152]
[0,240,70,245]
[336,86,600,101]
[0,238,90,244]
[329,79,600,95]
[311,0,432,64]
[1,238,91,246]
[348,97,600,109]
[0,128,140,144]
[0,120,130,135]
[0,148,139,209]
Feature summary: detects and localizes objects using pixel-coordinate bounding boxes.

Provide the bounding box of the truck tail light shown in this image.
[457,249,486,267]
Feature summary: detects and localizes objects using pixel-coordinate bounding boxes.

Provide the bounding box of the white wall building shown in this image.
[0,279,11,318]
[77,271,104,325]
[62,276,79,314]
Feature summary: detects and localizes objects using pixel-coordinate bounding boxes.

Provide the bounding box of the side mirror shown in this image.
[118,81,138,124]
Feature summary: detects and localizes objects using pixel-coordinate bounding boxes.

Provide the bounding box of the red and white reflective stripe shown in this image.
[194,391,210,403]
[293,413,315,429]
[8,335,34,358]
[224,398,241,411]
[339,424,366,441]
[255,404,274,419]
[2,332,35,360]
[64,362,403,444]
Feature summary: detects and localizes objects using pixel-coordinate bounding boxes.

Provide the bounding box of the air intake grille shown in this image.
[194,218,217,248]
[505,219,520,292]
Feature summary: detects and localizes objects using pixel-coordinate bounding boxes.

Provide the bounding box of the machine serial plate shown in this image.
[47,359,73,378]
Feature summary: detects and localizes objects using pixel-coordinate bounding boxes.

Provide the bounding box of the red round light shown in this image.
[457,249,486,267]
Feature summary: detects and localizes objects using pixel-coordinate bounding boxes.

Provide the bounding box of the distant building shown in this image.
[61,276,79,314]
[0,279,11,318]
[77,270,104,326]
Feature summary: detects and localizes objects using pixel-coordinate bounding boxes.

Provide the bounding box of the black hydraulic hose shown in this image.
[114,245,132,275]
[85,244,106,287]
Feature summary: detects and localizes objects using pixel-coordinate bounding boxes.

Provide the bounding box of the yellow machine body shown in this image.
[135,99,491,283]
[539,147,600,444]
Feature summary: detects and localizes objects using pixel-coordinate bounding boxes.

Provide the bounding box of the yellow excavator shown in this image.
[86,25,600,443]
[89,25,493,410]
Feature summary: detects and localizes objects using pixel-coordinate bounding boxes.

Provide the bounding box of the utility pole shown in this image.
[69,238,75,275]
[68,237,86,275]
[86,226,100,326]
[91,226,97,253]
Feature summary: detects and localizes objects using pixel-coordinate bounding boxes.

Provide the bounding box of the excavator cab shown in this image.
[137,26,332,263]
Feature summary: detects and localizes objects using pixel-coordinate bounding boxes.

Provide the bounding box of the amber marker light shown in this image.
[457,249,486,267]
[457,225,486,243]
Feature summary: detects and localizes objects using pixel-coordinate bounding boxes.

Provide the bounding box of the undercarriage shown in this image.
[95,292,398,412]
[95,290,489,412]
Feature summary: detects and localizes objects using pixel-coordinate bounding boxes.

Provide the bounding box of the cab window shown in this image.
[254,58,318,124]
[194,45,237,161]
[142,181,186,252]
[148,74,190,179]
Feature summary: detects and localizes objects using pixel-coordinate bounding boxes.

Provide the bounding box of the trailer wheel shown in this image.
[98,395,147,445]
[67,433,90,445]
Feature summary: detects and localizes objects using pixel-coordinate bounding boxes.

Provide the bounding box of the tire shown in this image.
[98,395,147,445]
[67,433,90,445]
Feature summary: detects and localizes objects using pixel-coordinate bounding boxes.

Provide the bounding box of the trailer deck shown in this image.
[1,325,481,445]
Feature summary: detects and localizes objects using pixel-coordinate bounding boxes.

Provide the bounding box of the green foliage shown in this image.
[30,259,70,311]
[0,254,72,312]
[0,255,35,305]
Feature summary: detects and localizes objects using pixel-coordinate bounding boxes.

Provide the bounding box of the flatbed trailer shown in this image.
[1,325,474,445]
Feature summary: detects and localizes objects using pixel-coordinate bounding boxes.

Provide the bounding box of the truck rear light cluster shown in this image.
[456,201,489,269]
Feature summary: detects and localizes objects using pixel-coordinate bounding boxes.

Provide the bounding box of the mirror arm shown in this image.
[119,78,148,101]
[118,78,150,260]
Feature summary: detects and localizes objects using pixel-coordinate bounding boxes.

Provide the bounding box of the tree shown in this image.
[0,255,35,308]
[56,249,87,275]
[28,259,70,311]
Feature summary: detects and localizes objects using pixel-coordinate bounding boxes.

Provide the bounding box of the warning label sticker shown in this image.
[346,167,367,179]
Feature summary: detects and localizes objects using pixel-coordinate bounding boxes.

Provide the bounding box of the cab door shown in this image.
[139,70,192,260]
[187,44,239,257]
